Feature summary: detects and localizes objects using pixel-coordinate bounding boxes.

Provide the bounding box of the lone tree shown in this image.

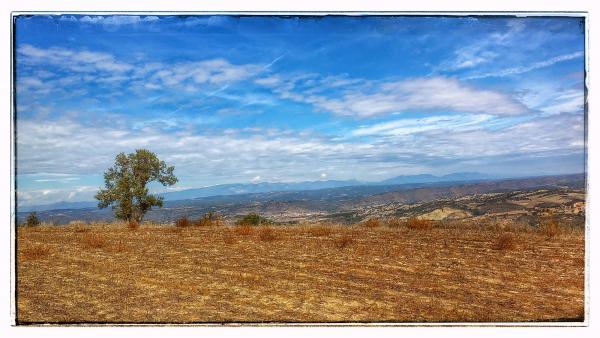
[95,149,177,223]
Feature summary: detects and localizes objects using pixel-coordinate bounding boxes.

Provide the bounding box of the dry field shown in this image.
[16,222,585,324]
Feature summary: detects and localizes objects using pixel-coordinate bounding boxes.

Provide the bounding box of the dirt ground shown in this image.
[16,223,585,324]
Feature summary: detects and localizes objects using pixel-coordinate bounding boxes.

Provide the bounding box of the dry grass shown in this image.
[258,227,277,242]
[362,218,382,228]
[234,224,254,236]
[175,217,193,228]
[127,220,139,230]
[539,213,562,238]
[19,245,50,261]
[334,233,354,249]
[306,225,333,237]
[405,217,434,230]
[16,222,585,323]
[493,232,516,251]
[80,232,108,249]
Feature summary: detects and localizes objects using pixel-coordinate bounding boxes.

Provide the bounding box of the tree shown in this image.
[95,149,177,223]
[24,212,41,227]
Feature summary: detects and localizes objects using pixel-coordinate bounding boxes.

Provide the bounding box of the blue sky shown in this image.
[15,15,586,206]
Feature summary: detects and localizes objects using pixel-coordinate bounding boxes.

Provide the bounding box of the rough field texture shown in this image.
[16,224,585,323]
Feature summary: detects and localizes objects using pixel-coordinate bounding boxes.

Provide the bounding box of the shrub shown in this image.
[538,212,561,238]
[194,211,223,226]
[363,218,382,228]
[24,212,41,227]
[237,213,270,226]
[406,217,433,230]
[493,232,516,250]
[259,227,277,242]
[175,216,192,228]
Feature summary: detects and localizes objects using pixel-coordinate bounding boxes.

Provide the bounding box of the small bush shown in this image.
[363,218,382,228]
[307,225,332,237]
[237,213,270,226]
[493,232,516,251]
[259,227,277,242]
[81,233,107,249]
[194,212,223,226]
[175,217,192,228]
[234,224,254,236]
[406,217,433,230]
[335,234,354,249]
[24,212,41,227]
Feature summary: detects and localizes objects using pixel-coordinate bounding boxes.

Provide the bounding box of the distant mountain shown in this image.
[17,172,497,212]
[380,172,494,185]
[17,173,585,225]
[18,200,98,213]
[159,179,361,201]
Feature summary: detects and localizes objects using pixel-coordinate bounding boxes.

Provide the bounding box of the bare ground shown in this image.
[16,224,585,323]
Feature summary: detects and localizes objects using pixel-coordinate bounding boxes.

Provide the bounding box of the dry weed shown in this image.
[81,232,108,249]
[335,233,354,249]
[20,245,50,260]
[306,225,332,237]
[406,217,433,230]
[234,224,254,236]
[363,218,382,228]
[493,232,516,251]
[259,227,277,242]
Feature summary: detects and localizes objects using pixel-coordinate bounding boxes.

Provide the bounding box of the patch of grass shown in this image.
[175,217,193,228]
[493,232,516,251]
[20,245,50,260]
[222,230,236,245]
[258,227,277,242]
[539,213,561,238]
[128,220,140,230]
[80,232,108,249]
[406,217,433,230]
[335,233,354,249]
[384,218,404,228]
[363,218,382,228]
[234,224,254,236]
[306,225,332,237]
[194,212,223,226]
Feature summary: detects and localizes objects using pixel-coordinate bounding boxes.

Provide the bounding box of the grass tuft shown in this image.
[258,227,277,242]
[493,232,516,251]
[81,232,108,249]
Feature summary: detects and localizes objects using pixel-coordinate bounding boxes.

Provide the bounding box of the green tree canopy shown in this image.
[95,149,177,223]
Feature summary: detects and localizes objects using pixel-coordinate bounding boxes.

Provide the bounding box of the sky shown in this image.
[14,15,586,206]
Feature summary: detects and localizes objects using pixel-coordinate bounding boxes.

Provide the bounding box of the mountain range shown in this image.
[19,172,498,212]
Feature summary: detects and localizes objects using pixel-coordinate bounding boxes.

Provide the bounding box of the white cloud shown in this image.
[352,114,494,137]
[79,15,160,26]
[285,77,529,117]
[18,44,133,73]
[464,52,584,80]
